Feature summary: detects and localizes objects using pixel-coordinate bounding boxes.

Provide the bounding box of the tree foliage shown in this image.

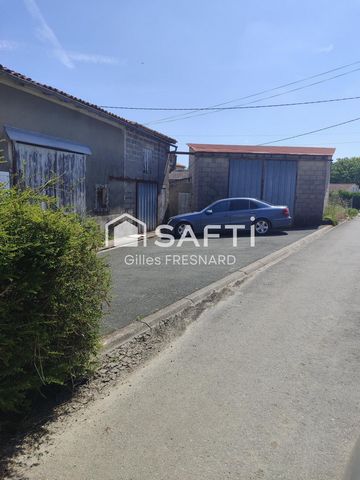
[331,157,360,186]
[0,186,110,412]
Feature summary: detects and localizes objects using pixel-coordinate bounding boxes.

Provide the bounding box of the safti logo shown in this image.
[105,214,257,250]
[104,213,147,248]
[105,215,257,267]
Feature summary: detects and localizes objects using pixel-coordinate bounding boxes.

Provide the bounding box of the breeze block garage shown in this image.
[188,144,335,226]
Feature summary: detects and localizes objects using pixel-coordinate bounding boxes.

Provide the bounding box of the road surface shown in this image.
[101,227,318,334]
[17,218,360,479]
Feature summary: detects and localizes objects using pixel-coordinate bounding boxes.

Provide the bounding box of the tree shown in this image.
[331,157,360,186]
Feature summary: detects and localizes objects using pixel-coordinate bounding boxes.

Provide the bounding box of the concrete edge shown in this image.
[99,231,156,253]
[102,224,335,353]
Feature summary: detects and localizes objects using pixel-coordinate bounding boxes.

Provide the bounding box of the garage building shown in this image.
[188,144,335,226]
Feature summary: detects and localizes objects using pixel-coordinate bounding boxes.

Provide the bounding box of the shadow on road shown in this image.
[0,383,84,479]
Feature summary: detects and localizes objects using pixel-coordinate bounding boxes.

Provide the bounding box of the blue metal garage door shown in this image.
[229,159,262,198]
[137,182,158,231]
[263,160,297,214]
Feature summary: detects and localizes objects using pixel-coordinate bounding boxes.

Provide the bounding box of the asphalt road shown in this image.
[100,227,318,334]
[18,218,360,479]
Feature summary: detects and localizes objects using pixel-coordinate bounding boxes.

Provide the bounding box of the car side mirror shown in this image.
[205,209,213,215]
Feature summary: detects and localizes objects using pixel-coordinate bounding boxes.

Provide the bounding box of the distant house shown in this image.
[329,183,359,193]
[0,65,176,229]
[169,164,189,181]
[188,143,335,226]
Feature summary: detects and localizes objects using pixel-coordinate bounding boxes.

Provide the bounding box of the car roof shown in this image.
[214,197,263,202]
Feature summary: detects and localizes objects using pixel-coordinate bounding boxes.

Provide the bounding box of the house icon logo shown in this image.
[104,213,147,248]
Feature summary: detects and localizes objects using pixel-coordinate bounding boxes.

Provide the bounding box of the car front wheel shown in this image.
[254,219,271,235]
[174,222,190,238]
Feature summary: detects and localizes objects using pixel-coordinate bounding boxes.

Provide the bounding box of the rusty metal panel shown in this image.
[229,159,262,198]
[263,160,297,214]
[136,182,157,231]
[14,142,86,215]
[5,126,92,155]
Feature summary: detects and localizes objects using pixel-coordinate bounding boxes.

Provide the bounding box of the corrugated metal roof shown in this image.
[188,143,335,156]
[5,126,92,155]
[0,64,176,144]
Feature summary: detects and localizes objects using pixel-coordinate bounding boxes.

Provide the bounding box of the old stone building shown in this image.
[188,144,335,226]
[0,65,176,229]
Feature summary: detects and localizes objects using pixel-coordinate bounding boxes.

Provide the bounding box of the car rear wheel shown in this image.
[254,219,271,235]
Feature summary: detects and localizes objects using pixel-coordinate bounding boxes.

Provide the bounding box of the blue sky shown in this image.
[1,0,360,164]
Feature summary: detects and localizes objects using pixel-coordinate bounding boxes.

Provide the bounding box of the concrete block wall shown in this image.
[294,158,331,225]
[125,129,169,183]
[191,154,229,210]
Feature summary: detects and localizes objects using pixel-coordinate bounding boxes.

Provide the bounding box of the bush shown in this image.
[0,186,110,412]
[323,203,347,225]
[347,208,359,219]
[324,192,359,225]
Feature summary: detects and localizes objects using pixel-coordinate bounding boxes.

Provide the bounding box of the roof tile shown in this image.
[188,143,335,156]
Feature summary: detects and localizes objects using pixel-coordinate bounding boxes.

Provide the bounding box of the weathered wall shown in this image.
[294,158,331,225]
[190,153,229,210]
[14,142,86,215]
[0,83,125,214]
[122,129,172,222]
[0,82,172,221]
[169,178,192,217]
[124,129,169,182]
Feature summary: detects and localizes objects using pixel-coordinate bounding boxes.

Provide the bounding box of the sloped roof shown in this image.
[0,64,176,144]
[188,143,335,156]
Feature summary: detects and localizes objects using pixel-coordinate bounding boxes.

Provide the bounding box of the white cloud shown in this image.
[23,0,120,69]
[23,0,119,69]
[0,40,18,51]
[314,44,334,54]
[23,0,74,68]
[68,52,119,65]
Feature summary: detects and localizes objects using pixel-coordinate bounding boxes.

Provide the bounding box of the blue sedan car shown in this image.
[168,197,292,237]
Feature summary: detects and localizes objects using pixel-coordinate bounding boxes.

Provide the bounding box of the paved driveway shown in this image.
[100,227,319,334]
[18,220,360,480]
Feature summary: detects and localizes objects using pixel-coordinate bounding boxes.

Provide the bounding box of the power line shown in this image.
[146,60,360,125]
[147,66,360,125]
[173,132,360,137]
[100,95,360,111]
[258,116,360,146]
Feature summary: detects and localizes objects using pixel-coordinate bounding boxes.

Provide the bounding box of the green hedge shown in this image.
[0,186,110,412]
